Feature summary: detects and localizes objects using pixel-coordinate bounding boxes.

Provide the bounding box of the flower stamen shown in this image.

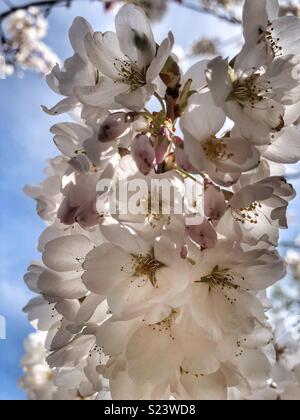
[203,138,234,163]
[231,74,273,109]
[230,201,262,224]
[196,265,247,304]
[127,248,166,287]
[113,56,146,91]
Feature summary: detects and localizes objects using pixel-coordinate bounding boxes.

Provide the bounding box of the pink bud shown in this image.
[204,181,226,221]
[75,196,103,229]
[172,136,184,148]
[174,146,196,173]
[186,217,217,249]
[57,200,78,226]
[180,244,188,260]
[155,127,170,164]
[131,134,155,176]
[98,112,131,143]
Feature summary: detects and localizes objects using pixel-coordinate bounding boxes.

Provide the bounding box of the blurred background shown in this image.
[0,0,299,400]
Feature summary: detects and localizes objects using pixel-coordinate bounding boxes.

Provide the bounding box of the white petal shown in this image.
[41,97,78,116]
[84,31,125,79]
[115,85,153,111]
[47,335,94,368]
[43,235,93,272]
[69,17,93,58]
[181,91,226,141]
[115,4,156,69]
[262,126,300,164]
[206,57,233,107]
[183,60,210,91]
[83,244,130,295]
[146,32,174,83]
[242,0,279,41]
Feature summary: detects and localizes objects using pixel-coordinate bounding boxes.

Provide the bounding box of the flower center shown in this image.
[113,56,146,91]
[149,310,177,340]
[196,265,247,304]
[202,138,234,162]
[128,248,165,287]
[147,111,174,137]
[230,201,262,224]
[231,74,273,108]
[146,193,171,228]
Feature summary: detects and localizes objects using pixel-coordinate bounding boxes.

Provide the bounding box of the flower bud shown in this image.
[186,217,217,249]
[75,197,103,229]
[180,244,188,260]
[57,200,78,226]
[155,127,170,164]
[98,112,132,143]
[131,134,155,176]
[172,136,184,148]
[204,180,226,221]
[174,146,196,173]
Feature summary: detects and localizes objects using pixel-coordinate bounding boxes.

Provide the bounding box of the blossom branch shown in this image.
[171,0,241,24]
[0,0,242,35]
[18,0,300,400]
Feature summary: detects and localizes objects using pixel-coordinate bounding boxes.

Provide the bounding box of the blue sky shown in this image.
[1,0,298,401]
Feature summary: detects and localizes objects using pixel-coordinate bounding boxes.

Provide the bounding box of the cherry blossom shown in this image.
[19,1,300,400]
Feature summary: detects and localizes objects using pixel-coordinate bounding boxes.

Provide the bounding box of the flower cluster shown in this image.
[22,0,300,400]
[20,331,109,400]
[2,7,59,76]
[230,320,300,400]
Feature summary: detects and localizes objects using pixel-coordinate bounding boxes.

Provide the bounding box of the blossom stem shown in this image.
[176,168,205,183]
[154,92,166,114]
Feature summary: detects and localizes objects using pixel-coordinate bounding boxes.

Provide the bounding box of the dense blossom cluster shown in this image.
[21,0,300,400]
[0,7,58,76]
[230,320,300,400]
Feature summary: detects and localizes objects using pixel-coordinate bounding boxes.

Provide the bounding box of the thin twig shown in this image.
[0,0,82,21]
[0,0,242,26]
[0,0,242,62]
[154,92,166,114]
[170,0,241,25]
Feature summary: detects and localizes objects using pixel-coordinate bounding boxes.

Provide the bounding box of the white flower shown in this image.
[20,332,55,400]
[83,225,191,318]
[6,8,59,76]
[206,55,300,142]
[216,176,295,245]
[20,331,105,400]
[43,17,96,116]
[20,0,300,401]
[180,83,260,186]
[104,155,187,240]
[190,241,285,323]
[240,0,300,68]
[82,4,173,111]
[24,157,68,224]
[231,320,300,400]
